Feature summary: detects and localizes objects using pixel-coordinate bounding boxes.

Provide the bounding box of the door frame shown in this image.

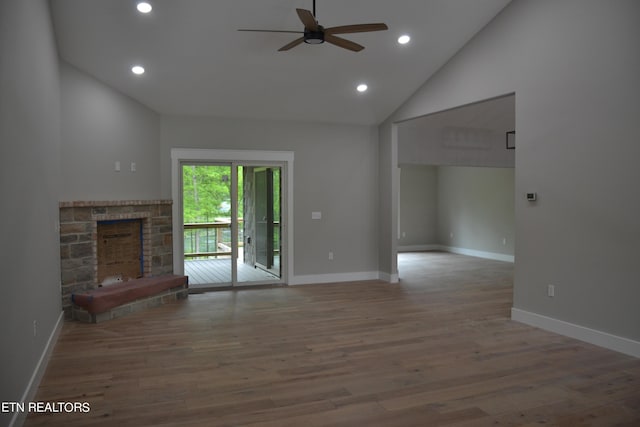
[171,148,294,285]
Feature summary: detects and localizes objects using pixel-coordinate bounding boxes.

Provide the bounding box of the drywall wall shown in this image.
[0,1,62,425]
[398,165,438,249]
[160,116,379,279]
[380,0,640,342]
[377,121,398,281]
[436,166,515,256]
[398,165,514,258]
[59,62,161,201]
[398,120,514,167]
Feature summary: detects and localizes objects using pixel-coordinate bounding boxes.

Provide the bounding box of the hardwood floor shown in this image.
[26,252,640,426]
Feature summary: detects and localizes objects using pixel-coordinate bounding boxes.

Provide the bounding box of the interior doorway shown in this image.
[395,94,516,280]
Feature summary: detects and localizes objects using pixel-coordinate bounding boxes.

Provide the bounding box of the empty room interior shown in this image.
[2,1,639,426]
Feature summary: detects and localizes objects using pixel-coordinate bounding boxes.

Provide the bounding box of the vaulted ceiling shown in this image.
[51,0,511,125]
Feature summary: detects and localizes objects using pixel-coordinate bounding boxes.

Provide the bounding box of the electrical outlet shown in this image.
[114,161,121,172]
[328,251,333,260]
[130,162,137,172]
[547,284,555,297]
[502,237,507,245]
[33,320,37,337]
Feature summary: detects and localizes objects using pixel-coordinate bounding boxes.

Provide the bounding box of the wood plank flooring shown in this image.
[26,252,640,426]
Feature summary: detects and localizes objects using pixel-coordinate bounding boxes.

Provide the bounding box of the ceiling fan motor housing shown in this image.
[304,25,324,44]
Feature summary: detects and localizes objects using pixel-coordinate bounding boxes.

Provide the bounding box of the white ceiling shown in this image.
[51,0,511,125]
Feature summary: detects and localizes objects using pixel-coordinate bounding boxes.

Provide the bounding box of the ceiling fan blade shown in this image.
[278,37,305,51]
[296,8,318,31]
[324,34,364,52]
[325,23,388,35]
[238,29,303,34]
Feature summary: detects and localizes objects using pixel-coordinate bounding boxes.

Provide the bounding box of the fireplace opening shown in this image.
[97,219,143,283]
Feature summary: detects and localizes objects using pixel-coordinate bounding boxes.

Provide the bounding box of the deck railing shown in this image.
[183,221,239,259]
[184,220,280,260]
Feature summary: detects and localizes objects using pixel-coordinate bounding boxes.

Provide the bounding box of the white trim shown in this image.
[512,308,640,358]
[379,271,399,284]
[398,244,440,252]
[292,271,381,286]
[170,148,294,286]
[437,245,514,263]
[10,311,64,427]
[396,244,514,262]
[171,148,295,163]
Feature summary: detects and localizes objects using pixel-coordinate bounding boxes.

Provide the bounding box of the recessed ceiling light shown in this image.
[136,2,152,13]
[131,65,145,75]
[398,35,411,45]
[356,84,368,93]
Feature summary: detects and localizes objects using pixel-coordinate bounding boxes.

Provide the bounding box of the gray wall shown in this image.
[399,165,438,248]
[161,116,379,277]
[399,165,515,256]
[398,123,514,167]
[381,0,640,341]
[377,121,398,280]
[437,167,515,255]
[0,1,62,425]
[60,62,161,201]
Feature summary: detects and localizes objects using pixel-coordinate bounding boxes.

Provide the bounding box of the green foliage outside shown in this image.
[182,165,280,258]
[182,165,243,223]
[183,165,244,257]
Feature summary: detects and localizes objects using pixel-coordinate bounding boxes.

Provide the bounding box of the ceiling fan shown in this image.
[238,0,388,52]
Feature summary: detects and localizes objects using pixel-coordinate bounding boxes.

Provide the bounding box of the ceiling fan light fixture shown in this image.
[304,31,325,44]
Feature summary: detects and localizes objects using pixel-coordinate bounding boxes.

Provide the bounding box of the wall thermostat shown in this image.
[526,192,537,201]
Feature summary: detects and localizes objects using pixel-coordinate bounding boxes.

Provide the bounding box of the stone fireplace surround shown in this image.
[59,200,173,319]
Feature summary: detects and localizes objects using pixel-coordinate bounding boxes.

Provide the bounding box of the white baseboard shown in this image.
[378,271,399,284]
[398,244,440,252]
[438,245,514,263]
[291,271,381,286]
[512,308,640,358]
[10,311,64,427]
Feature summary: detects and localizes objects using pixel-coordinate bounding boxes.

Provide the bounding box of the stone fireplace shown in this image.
[59,200,174,318]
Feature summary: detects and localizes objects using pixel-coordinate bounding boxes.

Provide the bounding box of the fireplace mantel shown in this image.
[59,200,172,208]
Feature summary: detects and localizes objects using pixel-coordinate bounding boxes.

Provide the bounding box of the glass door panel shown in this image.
[182,164,232,288]
[255,168,273,269]
[237,166,281,284]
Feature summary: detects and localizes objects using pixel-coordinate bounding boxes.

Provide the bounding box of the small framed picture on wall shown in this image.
[506,130,515,149]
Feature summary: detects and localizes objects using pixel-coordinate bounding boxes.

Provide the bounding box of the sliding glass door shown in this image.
[181,162,282,289]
